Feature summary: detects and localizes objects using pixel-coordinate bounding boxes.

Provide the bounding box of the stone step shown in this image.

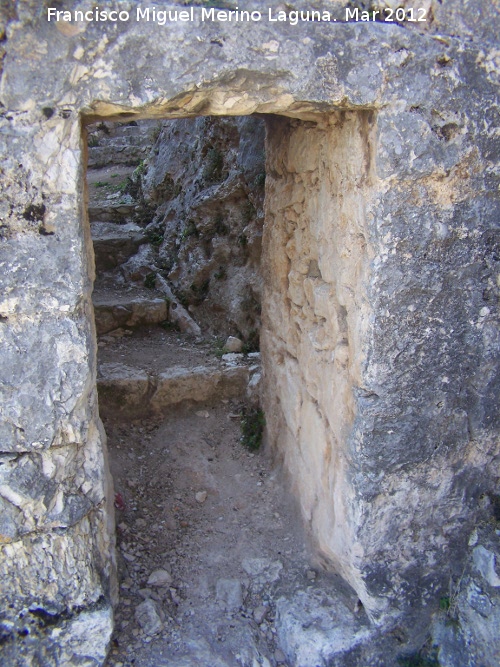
[91,222,147,272]
[86,165,133,186]
[109,125,145,139]
[88,200,138,223]
[95,121,159,141]
[92,288,168,334]
[91,136,147,150]
[97,361,249,418]
[88,145,148,169]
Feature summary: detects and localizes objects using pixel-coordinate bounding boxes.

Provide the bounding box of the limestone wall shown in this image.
[0,98,117,662]
[0,0,498,662]
[262,102,500,622]
[262,110,377,609]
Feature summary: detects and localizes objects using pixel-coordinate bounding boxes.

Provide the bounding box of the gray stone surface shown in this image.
[275,588,372,667]
[141,115,266,339]
[93,291,168,334]
[242,557,283,589]
[215,578,244,612]
[432,523,500,667]
[135,598,162,636]
[0,0,498,664]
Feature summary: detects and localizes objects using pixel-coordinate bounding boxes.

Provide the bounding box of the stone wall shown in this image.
[262,110,377,611]
[0,0,498,663]
[261,102,499,624]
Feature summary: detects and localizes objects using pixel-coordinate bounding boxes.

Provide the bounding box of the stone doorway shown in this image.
[2,8,498,664]
[84,111,377,666]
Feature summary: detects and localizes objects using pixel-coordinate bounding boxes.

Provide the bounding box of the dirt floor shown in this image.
[101,394,336,667]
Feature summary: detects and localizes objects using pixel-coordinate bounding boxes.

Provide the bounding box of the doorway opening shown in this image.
[84,108,376,665]
[87,114,331,666]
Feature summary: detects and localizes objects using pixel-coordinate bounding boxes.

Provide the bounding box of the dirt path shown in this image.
[102,398,323,667]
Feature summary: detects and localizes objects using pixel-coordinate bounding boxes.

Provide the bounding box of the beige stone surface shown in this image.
[262,111,378,610]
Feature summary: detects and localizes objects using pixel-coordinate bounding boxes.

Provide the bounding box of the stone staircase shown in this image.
[88,123,152,169]
[87,120,258,419]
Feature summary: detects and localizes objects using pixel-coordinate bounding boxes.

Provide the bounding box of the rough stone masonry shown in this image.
[0,0,498,664]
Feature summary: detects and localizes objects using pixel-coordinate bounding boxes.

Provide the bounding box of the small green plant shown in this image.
[212,338,228,358]
[439,596,451,612]
[132,160,146,179]
[111,174,119,178]
[181,220,198,240]
[241,201,256,224]
[238,233,248,247]
[160,320,180,332]
[254,171,266,188]
[203,147,224,183]
[113,179,129,193]
[214,266,227,280]
[148,232,164,247]
[240,408,265,451]
[144,273,157,289]
[88,135,99,147]
[94,181,109,188]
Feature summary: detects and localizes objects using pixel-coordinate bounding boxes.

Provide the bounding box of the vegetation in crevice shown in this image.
[240,407,265,451]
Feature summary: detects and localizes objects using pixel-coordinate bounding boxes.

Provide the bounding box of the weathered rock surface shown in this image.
[140,115,265,340]
[275,589,372,667]
[0,0,498,664]
[135,598,162,636]
[261,105,499,626]
[432,523,500,667]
